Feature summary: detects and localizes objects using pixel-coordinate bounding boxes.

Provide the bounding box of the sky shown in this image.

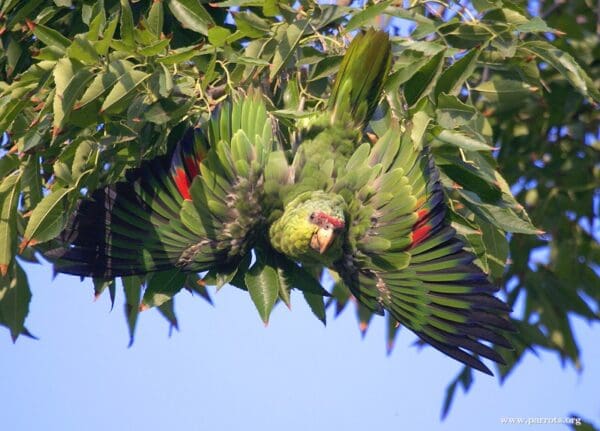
[1,260,599,431]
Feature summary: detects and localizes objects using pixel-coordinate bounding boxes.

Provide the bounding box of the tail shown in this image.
[45,128,206,278]
[329,29,392,129]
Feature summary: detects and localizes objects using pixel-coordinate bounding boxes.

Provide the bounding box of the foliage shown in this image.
[0,0,598,418]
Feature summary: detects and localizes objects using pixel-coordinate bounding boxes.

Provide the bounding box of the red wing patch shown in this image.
[174,168,191,200]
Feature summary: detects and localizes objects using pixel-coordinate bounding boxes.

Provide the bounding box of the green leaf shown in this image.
[123,275,143,346]
[521,41,600,103]
[119,0,135,48]
[435,93,477,129]
[473,79,537,102]
[234,11,270,38]
[270,20,309,80]
[404,51,445,106]
[0,173,20,275]
[309,55,343,81]
[478,217,509,279]
[441,367,472,419]
[21,155,43,211]
[22,186,74,248]
[460,190,539,234]
[100,69,150,113]
[345,0,392,32]
[27,20,71,51]
[156,45,208,65]
[76,60,133,109]
[433,128,493,152]
[53,59,94,134]
[168,0,214,35]
[516,16,558,34]
[142,269,186,309]
[303,292,326,325]
[0,263,32,341]
[245,258,280,324]
[138,39,170,56]
[86,3,106,41]
[185,274,212,305]
[67,35,100,64]
[438,21,493,49]
[207,26,231,48]
[410,111,432,148]
[95,11,119,55]
[147,0,164,36]
[157,299,179,330]
[437,152,501,202]
[435,49,479,97]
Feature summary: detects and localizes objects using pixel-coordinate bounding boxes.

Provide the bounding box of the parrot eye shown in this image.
[309,213,316,221]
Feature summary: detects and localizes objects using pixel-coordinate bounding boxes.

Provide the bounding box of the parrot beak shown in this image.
[311,227,336,254]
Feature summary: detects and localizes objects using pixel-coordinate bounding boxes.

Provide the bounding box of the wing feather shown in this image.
[334,123,513,375]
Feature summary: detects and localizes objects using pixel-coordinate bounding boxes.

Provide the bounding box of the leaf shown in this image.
[410,110,431,149]
[76,60,133,109]
[147,0,164,36]
[309,55,343,81]
[95,11,119,55]
[437,154,501,202]
[287,264,330,296]
[441,366,473,419]
[516,16,558,34]
[184,274,212,305]
[234,11,271,38]
[27,20,71,51]
[270,20,309,80]
[404,51,445,106]
[142,269,186,309]
[156,45,208,65]
[119,0,135,48]
[459,190,539,234]
[245,258,280,324]
[21,186,74,249]
[53,59,94,134]
[21,155,43,210]
[521,41,600,103]
[157,299,179,331]
[0,173,20,275]
[433,128,493,152]
[472,79,537,102]
[0,263,31,341]
[168,0,214,35]
[435,93,477,129]
[435,49,479,98]
[66,36,100,64]
[100,69,150,113]
[123,275,143,346]
[438,21,493,49]
[86,2,106,41]
[303,292,326,325]
[345,0,392,32]
[138,39,170,56]
[207,26,231,48]
[478,217,509,279]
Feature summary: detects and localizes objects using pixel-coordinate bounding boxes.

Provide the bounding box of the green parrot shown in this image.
[48,30,512,375]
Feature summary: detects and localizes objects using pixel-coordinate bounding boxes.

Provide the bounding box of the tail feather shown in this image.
[329,29,392,128]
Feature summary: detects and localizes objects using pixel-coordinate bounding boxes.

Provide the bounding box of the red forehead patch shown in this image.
[313,211,345,229]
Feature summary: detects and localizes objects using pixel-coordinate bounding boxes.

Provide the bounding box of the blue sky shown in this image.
[2,260,599,430]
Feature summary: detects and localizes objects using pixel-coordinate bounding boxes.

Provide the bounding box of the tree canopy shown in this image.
[0,0,598,419]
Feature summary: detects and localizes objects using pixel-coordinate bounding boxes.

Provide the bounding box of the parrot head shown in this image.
[269,191,347,264]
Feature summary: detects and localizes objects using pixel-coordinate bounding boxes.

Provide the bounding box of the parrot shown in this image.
[47,29,513,375]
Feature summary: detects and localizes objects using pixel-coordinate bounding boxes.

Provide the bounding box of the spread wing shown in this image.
[47,92,275,278]
[333,123,513,375]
